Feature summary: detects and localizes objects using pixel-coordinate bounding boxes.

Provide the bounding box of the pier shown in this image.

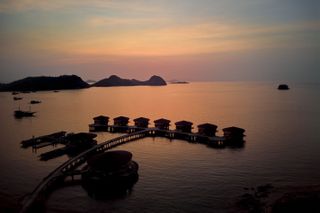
[21,131,67,148]
[20,116,245,212]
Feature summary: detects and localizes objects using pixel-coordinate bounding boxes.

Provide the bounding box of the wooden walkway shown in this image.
[19,128,224,213]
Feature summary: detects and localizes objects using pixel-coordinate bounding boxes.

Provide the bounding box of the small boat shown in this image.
[14,110,36,118]
[13,97,23,101]
[30,100,41,104]
[12,92,19,95]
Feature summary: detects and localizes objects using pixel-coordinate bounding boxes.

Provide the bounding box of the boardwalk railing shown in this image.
[20,128,224,213]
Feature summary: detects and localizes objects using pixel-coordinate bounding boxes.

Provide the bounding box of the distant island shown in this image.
[93,75,166,87]
[0,75,89,91]
[0,74,167,92]
[169,80,189,84]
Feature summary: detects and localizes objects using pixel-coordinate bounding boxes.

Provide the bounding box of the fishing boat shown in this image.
[30,100,41,104]
[14,110,36,118]
[13,97,23,101]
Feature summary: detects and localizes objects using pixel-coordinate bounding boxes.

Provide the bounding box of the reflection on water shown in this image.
[0,82,320,212]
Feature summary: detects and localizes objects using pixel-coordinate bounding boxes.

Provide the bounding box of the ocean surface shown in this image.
[0,82,319,212]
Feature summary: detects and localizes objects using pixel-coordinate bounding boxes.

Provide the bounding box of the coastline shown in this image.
[234,184,320,212]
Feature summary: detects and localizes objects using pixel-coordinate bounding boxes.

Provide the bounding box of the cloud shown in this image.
[0,0,159,13]
[85,20,319,56]
[87,17,167,27]
[28,19,316,59]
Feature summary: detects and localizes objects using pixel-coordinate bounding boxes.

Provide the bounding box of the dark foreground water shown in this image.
[0,82,319,212]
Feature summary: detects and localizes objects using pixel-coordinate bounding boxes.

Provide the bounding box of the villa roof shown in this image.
[154,118,171,124]
[93,115,109,120]
[133,117,150,122]
[113,116,129,121]
[87,150,132,172]
[197,123,217,128]
[175,120,193,126]
[223,126,245,133]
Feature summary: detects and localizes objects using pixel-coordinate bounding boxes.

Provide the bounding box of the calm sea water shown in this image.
[0,82,320,212]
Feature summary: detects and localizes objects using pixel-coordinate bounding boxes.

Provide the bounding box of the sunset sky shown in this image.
[0,0,319,82]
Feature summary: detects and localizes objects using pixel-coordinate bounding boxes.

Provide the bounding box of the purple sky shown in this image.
[0,0,319,82]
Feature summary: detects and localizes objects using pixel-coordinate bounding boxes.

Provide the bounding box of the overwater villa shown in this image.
[175,120,193,133]
[197,123,218,137]
[93,115,109,125]
[82,150,139,196]
[89,115,109,131]
[222,126,245,142]
[133,117,150,128]
[113,116,129,126]
[154,118,171,130]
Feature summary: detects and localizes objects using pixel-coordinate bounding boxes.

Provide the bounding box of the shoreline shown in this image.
[234,184,320,212]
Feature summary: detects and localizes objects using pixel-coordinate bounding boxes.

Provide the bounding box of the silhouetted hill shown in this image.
[93,75,167,87]
[0,75,89,91]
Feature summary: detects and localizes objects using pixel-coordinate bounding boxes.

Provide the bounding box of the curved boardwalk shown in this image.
[20,128,224,213]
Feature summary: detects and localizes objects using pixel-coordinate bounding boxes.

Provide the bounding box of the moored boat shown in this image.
[13,97,23,101]
[14,110,36,118]
[30,100,41,104]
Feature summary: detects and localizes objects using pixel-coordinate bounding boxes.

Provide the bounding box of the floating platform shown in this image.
[21,132,98,161]
[21,131,67,148]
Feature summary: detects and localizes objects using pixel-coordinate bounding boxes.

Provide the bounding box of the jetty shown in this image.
[21,131,67,148]
[88,116,245,146]
[19,116,245,212]
[21,132,97,161]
